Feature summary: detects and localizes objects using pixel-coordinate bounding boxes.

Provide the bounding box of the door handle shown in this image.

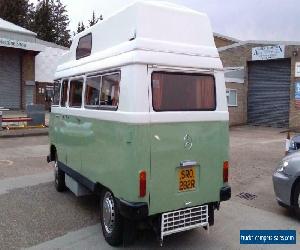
[55,114,60,118]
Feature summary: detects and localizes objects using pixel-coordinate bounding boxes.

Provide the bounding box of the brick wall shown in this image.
[219,43,300,128]
[226,82,247,126]
[287,46,300,128]
[220,46,249,126]
[214,36,236,48]
[21,51,35,109]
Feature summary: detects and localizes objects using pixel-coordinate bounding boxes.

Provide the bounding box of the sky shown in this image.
[33,0,300,41]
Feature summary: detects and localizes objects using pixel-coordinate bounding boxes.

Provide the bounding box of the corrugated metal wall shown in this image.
[248,59,291,127]
[0,47,21,109]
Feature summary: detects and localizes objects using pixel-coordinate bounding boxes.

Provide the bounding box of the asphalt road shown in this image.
[0,127,299,249]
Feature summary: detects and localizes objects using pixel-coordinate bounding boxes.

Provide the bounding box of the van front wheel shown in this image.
[100,190,123,246]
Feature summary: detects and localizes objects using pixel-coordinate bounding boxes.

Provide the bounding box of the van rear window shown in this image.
[152,72,216,111]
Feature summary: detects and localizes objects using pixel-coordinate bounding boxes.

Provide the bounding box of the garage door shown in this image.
[248,59,291,127]
[0,47,21,109]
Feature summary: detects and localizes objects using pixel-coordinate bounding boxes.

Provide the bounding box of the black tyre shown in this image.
[100,189,123,246]
[293,181,300,218]
[54,157,66,192]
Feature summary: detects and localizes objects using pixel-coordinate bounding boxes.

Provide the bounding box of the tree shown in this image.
[74,11,102,36]
[0,0,34,30]
[81,22,85,32]
[76,22,81,34]
[88,11,103,27]
[88,11,97,27]
[33,0,56,43]
[52,0,71,47]
[0,0,71,47]
[76,21,85,33]
[33,0,71,47]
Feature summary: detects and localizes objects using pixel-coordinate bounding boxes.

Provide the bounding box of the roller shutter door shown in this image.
[248,59,291,127]
[0,47,21,109]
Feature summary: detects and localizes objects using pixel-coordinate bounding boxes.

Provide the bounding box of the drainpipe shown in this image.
[0,111,2,131]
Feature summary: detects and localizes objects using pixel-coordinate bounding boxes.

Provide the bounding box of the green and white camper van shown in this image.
[48,1,231,246]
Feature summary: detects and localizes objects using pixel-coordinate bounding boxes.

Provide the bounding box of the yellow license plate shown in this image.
[178,167,196,192]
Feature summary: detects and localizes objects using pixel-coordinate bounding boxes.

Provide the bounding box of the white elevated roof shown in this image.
[56,1,221,77]
[0,18,36,36]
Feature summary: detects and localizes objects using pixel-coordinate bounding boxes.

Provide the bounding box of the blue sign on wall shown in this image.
[295,82,300,108]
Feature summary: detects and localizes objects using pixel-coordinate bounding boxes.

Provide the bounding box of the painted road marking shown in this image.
[0,172,53,195]
[0,160,14,166]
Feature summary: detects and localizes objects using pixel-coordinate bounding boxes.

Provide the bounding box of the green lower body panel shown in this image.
[49,113,228,216]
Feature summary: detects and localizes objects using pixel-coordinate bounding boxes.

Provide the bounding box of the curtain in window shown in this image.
[196,77,215,109]
[111,83,119,106]
[152,72,215,111]
[152,73,164,110]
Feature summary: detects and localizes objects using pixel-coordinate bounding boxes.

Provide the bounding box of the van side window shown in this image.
[100,73,120,110]
[152,72,216,111]
[52,80,61,106]
[60,80,68,107]
[76,33,92,60]
[85,76,101,108]
[69,79,84,108]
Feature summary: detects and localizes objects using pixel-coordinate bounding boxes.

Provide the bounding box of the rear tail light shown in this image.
[223,161,229,183]
[139,170,146,197]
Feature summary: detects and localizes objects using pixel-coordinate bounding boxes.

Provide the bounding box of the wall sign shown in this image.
[295,62,300,77]
[0,37,45,52]
[295,82,300,109]
[252,45,285,61]
[0,37,27,49]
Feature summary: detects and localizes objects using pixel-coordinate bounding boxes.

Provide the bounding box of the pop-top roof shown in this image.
[58,0,219,73]
[0,18,36,36]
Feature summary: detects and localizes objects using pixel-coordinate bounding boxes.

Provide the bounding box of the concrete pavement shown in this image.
[26,200,300,249]
[0,172,53,195]
[1,128,300,249]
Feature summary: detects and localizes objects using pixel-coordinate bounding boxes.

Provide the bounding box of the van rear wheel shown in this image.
[54,158,66,192]
[100,189,123,246]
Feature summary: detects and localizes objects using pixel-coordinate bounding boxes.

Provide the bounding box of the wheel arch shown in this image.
[50,144,57,162]
[290,176,300,206]
[94,182,105,195]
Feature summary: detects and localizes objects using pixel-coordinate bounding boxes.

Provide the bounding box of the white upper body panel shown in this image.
[52,1,228,124]
[55,0,221,79]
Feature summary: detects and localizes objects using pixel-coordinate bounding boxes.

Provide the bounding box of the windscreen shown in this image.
[152,72,216,111]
